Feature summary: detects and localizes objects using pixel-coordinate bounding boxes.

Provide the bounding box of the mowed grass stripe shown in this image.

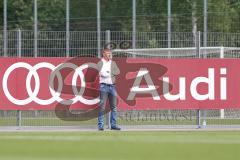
[0,131,240,160]
[1,132,240,144]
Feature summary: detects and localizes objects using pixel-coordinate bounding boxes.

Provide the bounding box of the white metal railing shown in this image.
[1,30,240,128]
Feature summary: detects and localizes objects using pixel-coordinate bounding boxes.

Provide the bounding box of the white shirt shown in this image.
[99,58,113,84]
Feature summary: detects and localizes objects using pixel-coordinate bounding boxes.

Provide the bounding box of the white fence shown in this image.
[1,30,240,57]
[1,30,240,128]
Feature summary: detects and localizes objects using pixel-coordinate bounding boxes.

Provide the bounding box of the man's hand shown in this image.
[100,70,111,78]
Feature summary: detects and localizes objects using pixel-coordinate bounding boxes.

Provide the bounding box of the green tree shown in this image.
[1,0,240,32]
[1,0,33,30]
[0,0,65,30]
[38,0,65,30]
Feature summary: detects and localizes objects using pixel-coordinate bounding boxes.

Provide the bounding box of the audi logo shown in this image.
[2,62,100,106]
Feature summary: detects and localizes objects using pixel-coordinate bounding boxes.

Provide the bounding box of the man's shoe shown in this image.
[111,126,121,130]
[98,128,104,131]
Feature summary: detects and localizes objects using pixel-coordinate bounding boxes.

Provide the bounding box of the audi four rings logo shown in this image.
[2,62,100,106]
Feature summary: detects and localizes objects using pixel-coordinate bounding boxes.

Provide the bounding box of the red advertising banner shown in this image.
[0,57,240,110]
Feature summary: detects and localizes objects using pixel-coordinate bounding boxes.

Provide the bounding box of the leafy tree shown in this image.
[0,0,240,32]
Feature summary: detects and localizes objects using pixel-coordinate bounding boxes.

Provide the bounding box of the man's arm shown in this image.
[111,61,120,76]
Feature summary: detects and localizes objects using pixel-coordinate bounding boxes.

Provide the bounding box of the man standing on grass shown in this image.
[97,49,121,131]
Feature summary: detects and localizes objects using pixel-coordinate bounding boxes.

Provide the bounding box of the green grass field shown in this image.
[0,131,240,160]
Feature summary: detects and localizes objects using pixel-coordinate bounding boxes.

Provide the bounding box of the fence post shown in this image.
[3,0,8,57]
[132,0,136,50]
[34,0,38,57]
[196,31,202,128]
[17,29,22,57]
[196,31,201,58]
[167,0,171,58]
[167,0,172,113]
[16,29,22,128]
[203,0,208,49]
[220,46,225,119]
[97,0,101,58]
[197,109,201,128]
[105,30,111,129]
[66,0,70,57]
[203,0,208,126]
[16,110,22,128]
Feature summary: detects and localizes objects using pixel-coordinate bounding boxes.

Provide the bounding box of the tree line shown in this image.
[0,0,239,33]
